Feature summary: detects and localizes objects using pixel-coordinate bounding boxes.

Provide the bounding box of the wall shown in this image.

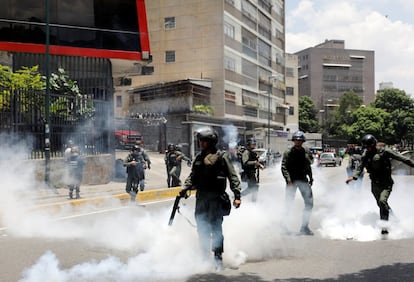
[33,154,114,187]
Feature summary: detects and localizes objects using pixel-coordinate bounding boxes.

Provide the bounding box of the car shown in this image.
[318,152,342,167]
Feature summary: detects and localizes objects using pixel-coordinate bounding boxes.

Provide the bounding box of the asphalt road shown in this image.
[2,159,414,281]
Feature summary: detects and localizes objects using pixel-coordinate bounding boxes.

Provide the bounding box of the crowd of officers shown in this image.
[65,128,414,271]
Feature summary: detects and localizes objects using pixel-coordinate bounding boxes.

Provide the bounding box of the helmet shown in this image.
[361,134,377,148]
[292,131,306,142]
[197,128,218,146]
[246,137,256,146]
[167,143,176,150]
[132,145,141,152]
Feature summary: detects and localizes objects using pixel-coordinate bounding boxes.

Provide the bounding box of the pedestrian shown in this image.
[346,134,414,235]
[165,143,191,187]
[241,138,263,202]
[179,128,241,271]
[124,145,146,203]
[346,146,364,190]
[66,146,85,199]
[138,142,151,191]
[281,131,314,235]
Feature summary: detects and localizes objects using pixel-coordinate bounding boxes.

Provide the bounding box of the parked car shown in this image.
[318,152,342,167]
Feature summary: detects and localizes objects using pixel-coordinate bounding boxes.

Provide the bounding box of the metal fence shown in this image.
[0,87,111,158]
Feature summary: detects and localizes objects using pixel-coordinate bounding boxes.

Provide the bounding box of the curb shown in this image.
[29,187,184,213]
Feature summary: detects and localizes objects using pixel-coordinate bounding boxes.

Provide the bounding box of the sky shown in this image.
[285,0,414,96]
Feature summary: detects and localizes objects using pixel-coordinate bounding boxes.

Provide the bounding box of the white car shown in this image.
[318,152,342,167]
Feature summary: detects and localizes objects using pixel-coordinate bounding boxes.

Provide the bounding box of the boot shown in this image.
[214,252,223,272]
[75,187,81,199]
[299,226,314,236]
[68,191,73,199]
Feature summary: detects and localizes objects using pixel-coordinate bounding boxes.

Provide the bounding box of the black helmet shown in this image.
[361,134,377,148]
[132,145,141,152]
[167,143,176,150]
[292,131,306,142]
[246,137,256,146]
[197,128,218,146]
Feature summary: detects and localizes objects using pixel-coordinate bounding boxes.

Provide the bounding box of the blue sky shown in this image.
[285,0,414,96]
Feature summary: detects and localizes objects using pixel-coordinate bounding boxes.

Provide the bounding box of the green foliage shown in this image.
[193,104,213,115]
[298,96,320,133]
[330,91,363,137]
[0,65,94,123]
[333,88,414,145]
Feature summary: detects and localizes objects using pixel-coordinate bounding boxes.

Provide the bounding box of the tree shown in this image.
[371,88,414,145]
[0,65,94,124]
[48,68,95,121]
[299,96,320,133]
[330,91,363,137]
[342,106,392,144]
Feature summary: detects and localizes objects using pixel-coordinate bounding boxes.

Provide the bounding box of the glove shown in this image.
[309,179,313,186]
[147,164,151,170]
[187,160,192,167]
[179,188,189,198]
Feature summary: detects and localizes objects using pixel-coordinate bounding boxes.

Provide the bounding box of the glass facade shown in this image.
[0,0,144,53]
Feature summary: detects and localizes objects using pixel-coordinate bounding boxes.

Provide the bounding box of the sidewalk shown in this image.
[31,151,190,207]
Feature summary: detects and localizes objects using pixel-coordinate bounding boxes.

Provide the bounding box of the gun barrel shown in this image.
[168,195,181,226]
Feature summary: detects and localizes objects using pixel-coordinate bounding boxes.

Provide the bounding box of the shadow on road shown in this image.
[186,263,414,281]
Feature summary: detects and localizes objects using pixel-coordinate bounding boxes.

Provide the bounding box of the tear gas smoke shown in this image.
[1,136,414,281]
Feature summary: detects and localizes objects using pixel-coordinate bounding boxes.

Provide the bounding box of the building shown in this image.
[114,0,292,156]
[295,39,375,117]
[0,0,151,153]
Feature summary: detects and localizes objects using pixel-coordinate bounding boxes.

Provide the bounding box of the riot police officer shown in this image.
[180,128,241,271]
[346,134,414,235]
[165,143,191,187]
[241,138,263,202]
[124,145,146,203]
[66,146,85,199]
[281,131,314,235]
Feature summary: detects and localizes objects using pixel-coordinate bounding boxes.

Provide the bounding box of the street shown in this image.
[2,157,414,281]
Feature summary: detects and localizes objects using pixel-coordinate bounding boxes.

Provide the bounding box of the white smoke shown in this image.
[2,135,414,281]
[221,124,239,149]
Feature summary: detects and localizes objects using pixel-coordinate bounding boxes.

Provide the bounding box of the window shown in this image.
[224,21,235,39]
[165,50,175,63]
[164,17,176,30]
[289,106,294,115]
[286,67,294,77]
[116,96,122,107]
[286,87,294,96]
[224,56,236,71]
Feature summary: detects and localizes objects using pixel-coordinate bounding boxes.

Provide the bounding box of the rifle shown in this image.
[168,195,182,226]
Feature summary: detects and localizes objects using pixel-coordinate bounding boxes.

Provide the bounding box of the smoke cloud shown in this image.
[1,136,414,281]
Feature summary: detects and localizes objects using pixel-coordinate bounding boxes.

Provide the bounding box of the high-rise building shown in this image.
[119,0,291,155]
[295,39,375,113]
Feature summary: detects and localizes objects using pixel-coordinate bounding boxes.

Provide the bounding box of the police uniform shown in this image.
[241,148,260,201]
[124,148,146,202]
[353,147,414,221]
[281,139,314,235]
[165,147,190,187]
[66,147,85,199]
[183,149,241,266]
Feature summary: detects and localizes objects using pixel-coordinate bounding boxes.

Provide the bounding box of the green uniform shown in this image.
[165,149,191,187]
[183,149,241,258]
[241,148,259,202]
[353,147,414,220]
[281,146,314,231]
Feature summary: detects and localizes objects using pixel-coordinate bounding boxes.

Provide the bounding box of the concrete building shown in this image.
[295,39,375,117]
[114,0,292,156]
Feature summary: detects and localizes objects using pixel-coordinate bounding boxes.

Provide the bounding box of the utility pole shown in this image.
[44,0,51,187]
